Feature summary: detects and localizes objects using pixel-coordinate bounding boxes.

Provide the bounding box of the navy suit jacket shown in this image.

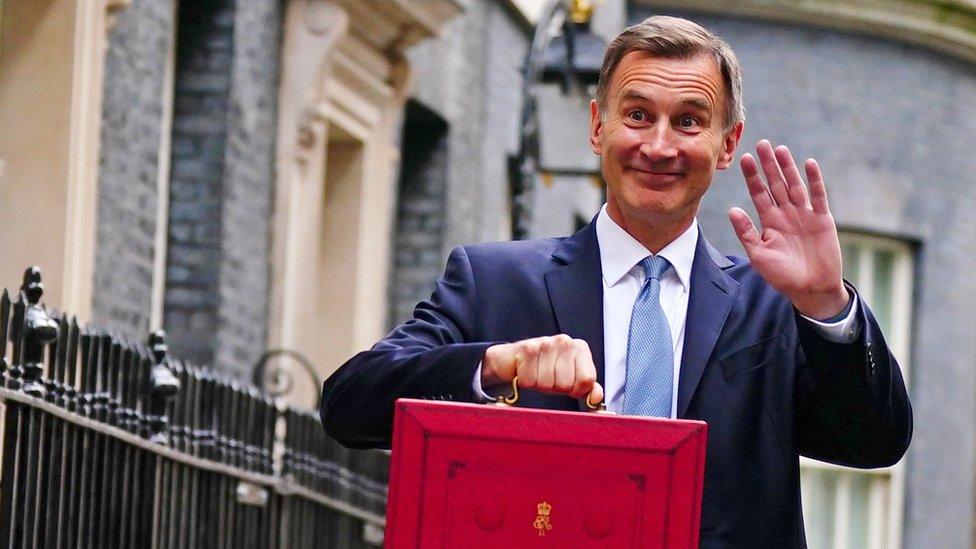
[321,221,912,547]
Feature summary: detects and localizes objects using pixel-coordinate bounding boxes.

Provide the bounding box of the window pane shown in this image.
[808,233,911,549]
[803,469,837,549]
[872,249,895,335]
[842,242,861,284]
[847,472,874,548]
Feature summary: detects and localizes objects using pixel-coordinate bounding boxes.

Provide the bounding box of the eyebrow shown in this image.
[682,97,711,111]
[620,90,652,102]
[619,90,712,112]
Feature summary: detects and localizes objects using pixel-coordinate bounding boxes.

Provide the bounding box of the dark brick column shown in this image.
[164,0,236,367]
[163,0,281,378]
[92,0,178,337]
[213,0,280,373]
[388,101,450,327]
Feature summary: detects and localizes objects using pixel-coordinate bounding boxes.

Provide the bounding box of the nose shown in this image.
[638,121,679,162]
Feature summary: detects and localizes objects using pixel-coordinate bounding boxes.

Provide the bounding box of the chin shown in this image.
[622,195,695,224]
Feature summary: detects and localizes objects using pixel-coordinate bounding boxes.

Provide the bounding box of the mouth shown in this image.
[628,167,685,183]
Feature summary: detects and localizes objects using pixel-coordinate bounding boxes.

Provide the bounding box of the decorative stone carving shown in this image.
[296,103,329,151]
[285,1,348,156]
[267,0,462,395]
[105,0,133,31]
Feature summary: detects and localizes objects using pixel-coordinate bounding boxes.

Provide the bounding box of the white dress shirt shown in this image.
[598,204,696,415]
[474,204,860,411]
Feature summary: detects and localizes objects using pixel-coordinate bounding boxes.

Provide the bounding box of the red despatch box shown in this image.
[385,400,707,548]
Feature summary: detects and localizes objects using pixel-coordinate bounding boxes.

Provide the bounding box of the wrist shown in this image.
[481,344,509,388]
[793,286,851,321]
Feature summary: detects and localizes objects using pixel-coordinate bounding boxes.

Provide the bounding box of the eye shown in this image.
[678,115,699,128]
[627,110,647,123]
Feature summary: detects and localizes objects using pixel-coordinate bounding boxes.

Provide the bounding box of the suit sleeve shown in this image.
[320,246,496,449]
[794,288,913,468]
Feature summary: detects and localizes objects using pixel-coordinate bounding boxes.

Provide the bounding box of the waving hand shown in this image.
[728,140,850,319]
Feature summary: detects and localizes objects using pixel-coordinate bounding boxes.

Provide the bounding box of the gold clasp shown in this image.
[493,376,521,406]
[585,392,611,414]
[493,376,613,414]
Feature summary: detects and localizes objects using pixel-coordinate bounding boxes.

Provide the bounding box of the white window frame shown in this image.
[800,232,914,549]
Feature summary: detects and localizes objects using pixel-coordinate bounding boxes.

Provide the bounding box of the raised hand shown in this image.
[483,334,605,406]
[728,140,850,319]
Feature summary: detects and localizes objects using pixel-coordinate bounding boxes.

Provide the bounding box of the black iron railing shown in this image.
[0,267,388,548]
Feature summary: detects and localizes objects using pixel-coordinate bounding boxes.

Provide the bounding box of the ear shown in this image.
[715,121,743,170]
[588,99,603,155]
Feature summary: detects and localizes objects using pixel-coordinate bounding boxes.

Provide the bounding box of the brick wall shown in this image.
[388,102,449,327]
[407,1,531,252]
[212,0,280,373]
[162,0,280,377]
[164,0,237,367]
[92,0,177,337]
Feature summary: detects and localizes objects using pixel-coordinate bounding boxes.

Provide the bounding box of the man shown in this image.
[321,16,911,547]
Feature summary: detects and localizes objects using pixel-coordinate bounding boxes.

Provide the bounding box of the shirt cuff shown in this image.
[798,291,862,344]
[472,362,518,403]
[472,362,493,402]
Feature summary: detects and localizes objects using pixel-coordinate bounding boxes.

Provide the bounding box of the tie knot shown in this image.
[639,255,671,281]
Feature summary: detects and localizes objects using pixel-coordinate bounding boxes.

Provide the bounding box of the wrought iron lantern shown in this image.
[510,0,607,239]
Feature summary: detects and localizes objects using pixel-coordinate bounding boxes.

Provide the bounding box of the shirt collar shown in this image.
[595,204,697,291]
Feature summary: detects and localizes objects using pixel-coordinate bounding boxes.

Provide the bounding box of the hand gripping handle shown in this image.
[493,376,612,414]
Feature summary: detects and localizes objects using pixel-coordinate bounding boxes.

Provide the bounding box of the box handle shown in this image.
[493,376,612,414]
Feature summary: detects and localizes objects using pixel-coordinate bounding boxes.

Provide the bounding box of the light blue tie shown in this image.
[623,255,674,417]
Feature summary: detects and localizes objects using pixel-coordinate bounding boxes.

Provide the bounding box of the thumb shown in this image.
[482,342,518,387]
[728,207,761,256]
[586,382,605,409]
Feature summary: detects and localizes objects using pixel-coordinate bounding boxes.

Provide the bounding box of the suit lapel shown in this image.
[677,234,740,418]
[544,222,606,389]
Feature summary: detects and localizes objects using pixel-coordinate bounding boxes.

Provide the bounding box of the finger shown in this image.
[756,140,790,207]
[739,153,774,216]
[571,340,597,398]
[535,337,557,390]
[805,158,830,214]
[515,340,540,389]
[774,145,810,209]
[552,336,577,393]
[728,207,762,257]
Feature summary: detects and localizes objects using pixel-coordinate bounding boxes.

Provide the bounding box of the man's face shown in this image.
[589,51,742,232]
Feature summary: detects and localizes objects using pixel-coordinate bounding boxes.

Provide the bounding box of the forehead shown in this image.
[607,51,724,109]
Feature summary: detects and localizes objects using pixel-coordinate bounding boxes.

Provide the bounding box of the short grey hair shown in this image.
[594,16,744,129]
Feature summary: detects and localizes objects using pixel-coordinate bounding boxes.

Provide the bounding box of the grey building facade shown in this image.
[389,0,532,325]
[82,0,976,545]
[94,0,177,338]
[94,0,281,376]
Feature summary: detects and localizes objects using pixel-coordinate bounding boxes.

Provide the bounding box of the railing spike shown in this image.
[19,266,58,397]
[146,330,179,444]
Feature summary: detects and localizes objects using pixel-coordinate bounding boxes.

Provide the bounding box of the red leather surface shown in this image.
[385,400,707,548]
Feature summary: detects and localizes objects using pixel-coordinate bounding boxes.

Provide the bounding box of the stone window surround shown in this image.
[267,0,461,407]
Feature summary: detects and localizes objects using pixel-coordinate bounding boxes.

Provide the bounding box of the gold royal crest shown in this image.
[533,501,553,536]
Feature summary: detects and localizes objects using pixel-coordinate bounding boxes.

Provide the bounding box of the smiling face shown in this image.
[589,51,743,248]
